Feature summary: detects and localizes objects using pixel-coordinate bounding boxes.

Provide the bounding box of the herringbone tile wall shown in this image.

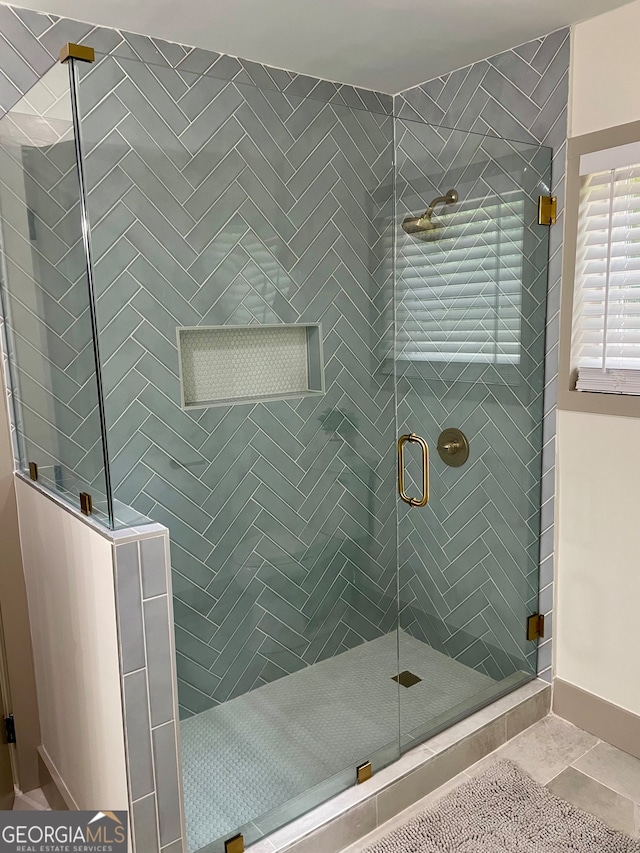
[395,29,570,682]
[74,53,398,717]
[0,1,390,523]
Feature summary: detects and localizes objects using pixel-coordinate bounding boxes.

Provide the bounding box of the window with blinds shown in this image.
[573,141,640,394]
[396,192,525,367]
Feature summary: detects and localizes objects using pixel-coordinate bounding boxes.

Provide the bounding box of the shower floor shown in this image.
[180,631,495,852]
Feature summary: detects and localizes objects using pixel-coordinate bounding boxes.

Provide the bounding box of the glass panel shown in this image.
[0,63,111,522]
[394,119,550,746]
[27,43,554,852]
[74,53,399,851]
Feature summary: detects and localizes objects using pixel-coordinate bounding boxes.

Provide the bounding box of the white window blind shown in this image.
[573,142,640,394]
[396,194,525,366]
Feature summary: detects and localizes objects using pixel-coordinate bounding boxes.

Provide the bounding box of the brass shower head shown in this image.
[402,188,458,240]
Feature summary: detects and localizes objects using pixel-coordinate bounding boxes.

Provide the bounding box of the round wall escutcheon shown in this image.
[437,428,469,467]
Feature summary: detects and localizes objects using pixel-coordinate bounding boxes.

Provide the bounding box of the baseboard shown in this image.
[37,746,76,811]
[553,678,640,761]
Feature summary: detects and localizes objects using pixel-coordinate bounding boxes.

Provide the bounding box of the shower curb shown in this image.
[247,680,551,853]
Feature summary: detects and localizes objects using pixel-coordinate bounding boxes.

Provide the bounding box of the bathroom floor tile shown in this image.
[13,788,50,811]
[465,714,598,784]
[547,766,638,837]
[572,741,640,804]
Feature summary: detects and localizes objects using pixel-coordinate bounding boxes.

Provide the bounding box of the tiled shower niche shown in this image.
[177,324,324,407]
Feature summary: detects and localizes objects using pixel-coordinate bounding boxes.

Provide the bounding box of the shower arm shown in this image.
[419,189,459,221]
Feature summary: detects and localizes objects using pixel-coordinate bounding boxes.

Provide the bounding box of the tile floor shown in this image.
[341,714,640,851]
[182,631,496,851]
[13,787,50,810]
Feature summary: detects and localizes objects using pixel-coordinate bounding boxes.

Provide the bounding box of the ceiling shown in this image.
[9,0,636,93]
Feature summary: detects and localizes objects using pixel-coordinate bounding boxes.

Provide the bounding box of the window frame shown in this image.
[560,118,640,417]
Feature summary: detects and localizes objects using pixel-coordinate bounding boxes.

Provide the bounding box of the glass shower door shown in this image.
[71,52,402,852]
[393,120,551,745]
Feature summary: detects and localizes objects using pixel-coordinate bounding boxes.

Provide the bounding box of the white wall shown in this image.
[570,0,640,137]
[555,0,640,716]
[15,478,128,809]
[0,366,41,792]
[556,410,640,713]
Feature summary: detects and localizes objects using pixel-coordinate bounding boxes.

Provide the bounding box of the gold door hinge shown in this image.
[79,492,93,516]
[538,196,557,226]
[224,834,244,853]
[356,761,372,784]
[28,462,38,481]
[527,613,545,641]
[59,43,95,63]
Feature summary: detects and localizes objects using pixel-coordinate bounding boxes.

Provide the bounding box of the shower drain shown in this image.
[392,670,422,688]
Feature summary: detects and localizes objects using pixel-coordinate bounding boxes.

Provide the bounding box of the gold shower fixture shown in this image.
[402,188,458,240]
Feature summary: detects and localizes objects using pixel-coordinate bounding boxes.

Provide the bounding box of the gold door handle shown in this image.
[397,433,429,507]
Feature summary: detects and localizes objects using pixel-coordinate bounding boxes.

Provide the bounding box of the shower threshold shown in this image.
[180,632,538,853]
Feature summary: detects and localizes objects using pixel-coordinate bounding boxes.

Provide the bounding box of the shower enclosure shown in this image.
[0,44,551,853]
